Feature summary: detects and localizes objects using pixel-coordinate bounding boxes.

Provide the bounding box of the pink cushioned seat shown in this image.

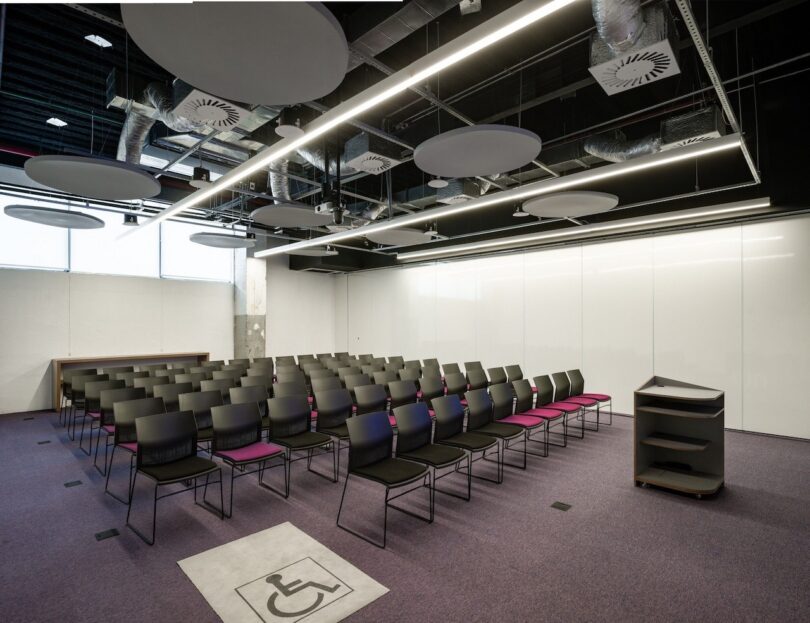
[564,396,598,406]
[119,442,137,453]
[545,401,581,413]
[87,411,101,419]
[499,414,544,428]
[416,391,423,399]
[522,408,564,419]
[102,425,115,434]
[310,410,318,420]
[307,396,313,405]
[581,392,610,401]
[428,409,435,418]
[216,441,283,464]
[388,415,398,428]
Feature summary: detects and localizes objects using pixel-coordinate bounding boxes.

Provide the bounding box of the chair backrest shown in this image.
[63,367,98,387]
[398,367,420,383]
[85,379,125,402]
[211,402,262,452]
[444,372,467,399]
[389,380,418,409]
[371,357,387,367]
[422,358,439,368]
[102,365,134,376]
[272,381,308,399]
[442,362,460,375]
[387,356,404,367]
[403,360,422,372]
[513,379,534,413]
[170,362,193,372]
[213,369,243,382]
[113,396,166,444]
[311,376,342,409]
[418,376,445,405]
[229,358,250,366]
[465,388,494,431]
[153,382,194,411]
[246,368,274,383]
[117,370,149,387]
[431,395,465,442]
[154,369,180,382]
[337,366,361,382]
[99,387,146,426]
[373,370,398,387]
[354,384,388,415]
[179,390,223,431]
[314,388,353,430]
[344,373,372,400]
[230,385,269,418]
[567,369,585,395]
[346,412,394,471]
[250,360,274,373]
[393,403,432,454]
[464,361,483,373]
[71,373,109,395]
[221,364,248,376]
[334,351,349,359]
[276,369,306,385]
[267,394,311,438]
[421,364,441,380]
[490,383,515,420]
[239,376,269,389]
[384,362,403,373]
[176,372,208,390]
[275,356,296,366]
[133,375,170,397]
[505,364,523,383]
[188,367,210,377]
[533,375,555,406]
[467,368,489,391]
[134,411,197,468]
[357,354,373,364]
[551,371,571,401]
[200,378,235,401]
[202,361,224,372]
[487,367,508,385]
[141,363,168,373]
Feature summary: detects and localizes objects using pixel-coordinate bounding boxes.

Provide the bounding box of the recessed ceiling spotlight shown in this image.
[512,205,531,218]
[123,213,139,226]
[46,117,68,128]
[428,177,449,189]
[84,34,112,49]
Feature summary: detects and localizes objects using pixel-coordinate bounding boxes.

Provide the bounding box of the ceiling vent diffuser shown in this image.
[660,106,726,151]
[174,87,249,129]
[344,132,403,175]
[436,178,480,205]
[589,2,681,95]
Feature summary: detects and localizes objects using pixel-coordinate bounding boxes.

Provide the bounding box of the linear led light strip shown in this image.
[397,198,772,260]
[255,133,744,258]
[136,0,581,230]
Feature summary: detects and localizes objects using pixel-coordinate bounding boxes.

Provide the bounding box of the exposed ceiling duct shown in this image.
[583,130,661,163]
[591,0,645,56]
[268,160,293,204]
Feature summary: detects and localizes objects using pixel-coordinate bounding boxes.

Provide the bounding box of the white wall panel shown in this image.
[434,259,480,366]
[473,254,524,370]
[333,274,348,353]
[653,228,743,429]
[388,265,436,361]
[582,238,654,414]
[522,246,582,379]
[162,279,233,362]
[742,216,810,438]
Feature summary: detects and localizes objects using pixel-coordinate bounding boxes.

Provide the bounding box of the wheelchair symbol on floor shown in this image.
[265,572,341,618]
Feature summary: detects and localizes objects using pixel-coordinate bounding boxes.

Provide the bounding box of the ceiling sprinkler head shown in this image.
[190,166,212,189]
[123,213,139,226]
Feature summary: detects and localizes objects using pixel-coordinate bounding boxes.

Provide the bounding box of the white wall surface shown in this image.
[340,215,810,439]
[0,270,234,414]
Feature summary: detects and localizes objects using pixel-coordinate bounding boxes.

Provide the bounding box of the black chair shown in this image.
[133,376,170,398]
[213,369,243,383]
[442,362,460,375]
[69,373,109,440]
[221,364,248,374]
[534,375,583,442]
[337,411,431,548]
[245,368,274,385]
[490,382,547,458]
[403,360,422,374]
[422,358,439,368]
[567,369,613,426]
[371,357,387,368]
[311,376,342,409]
[80,379,125,455]
[141,363,168,374]
[387,356,405,368]
[106,397,166,504]
[344,373,372,402]
[154,369,181,383]
[153,382,194,412]
[464,361,483,373]
[276,369,306,386]
[211,403,286,518]
[444,372,468,403]
[355,384,389,420]
[337,366,362,385]
[266,395,336,496]
[240,375,269,390]
[487,367,508,386]
[373,370,399,397]
[389,380,418,410]
[272,381,308,399]
[313,388,354,477]
[357,354,373,364]
[465,389,524,475]
[229,358,250,367]
[176,372,208,390]
[200,378,235,404]
[361,363,384,375]
[275,355,296,366]
[552,371,599,432]
[384,362,403,373]
[394,402,469,514]
[230,384,269,422]
[505,364,523,384]
[467,368,489,391]
[126,411,223,545]
[101,365,134,376]
[418,375,445,407]
[432,395,500,484]
[94,387,146,475]
[398,367,420,384]
[116,371,149,389]
[59,367,97,427]
[421,364,441,380]
[179,390,224,450]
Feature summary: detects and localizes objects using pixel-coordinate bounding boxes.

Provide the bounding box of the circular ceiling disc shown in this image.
[523,191,619,218]
[414,125,542,178]
[189,232,256,249]
[366,228,428,247]
[24,155,160,200]
[251,205,333,228]
[4,205,105,229]
[286,247,338,257]
[121,3,349,105]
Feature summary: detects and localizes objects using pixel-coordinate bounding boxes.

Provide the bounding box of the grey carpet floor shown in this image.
[0,410,807,623]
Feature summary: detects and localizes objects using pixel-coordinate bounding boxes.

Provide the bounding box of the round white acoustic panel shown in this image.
[414,125,542,178]
[523,191,619,218]
[4,205,104,229]
[189,232,256,249]
[366,227,428,247]
[251,205,333,228]
[121,3,349,105]
[285,246,338,257]
[24,155,160,200]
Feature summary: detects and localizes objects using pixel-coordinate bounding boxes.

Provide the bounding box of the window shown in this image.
[70,207,160,277]
[160,220,234,282]
[0,194,69,270]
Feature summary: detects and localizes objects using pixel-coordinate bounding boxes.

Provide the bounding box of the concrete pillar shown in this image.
[234,251,266,359]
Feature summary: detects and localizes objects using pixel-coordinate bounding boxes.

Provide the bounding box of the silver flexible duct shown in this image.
[592,0,645,56]
[268,160,293,204]
[584,133,661,162]
[296,145,358,178]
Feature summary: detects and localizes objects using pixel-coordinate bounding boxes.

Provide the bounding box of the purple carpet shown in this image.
[1,410,807,622]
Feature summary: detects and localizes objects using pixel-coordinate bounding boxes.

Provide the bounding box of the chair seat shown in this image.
[388,415,398,428]
[522,408,564,420]
[473,422,523,439]
[352,457,428,487]
[428,409,435,418]
[460,399,468,406]
[497,414,544,428]
[310,410,318,420]
[119,442,137,453]
[273,430,332,450]
[215,441,283,464]
[102,425,115,434]
[438,432,496,452]
[564,396,598,406]
[319,423,350,439]
[87,411,101,419]
[140,456,218,483]
[581,392,611,401]
[398,444,465,468]
[307,396,313,405]
[544,401,582,413]
[416,391,423,399]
